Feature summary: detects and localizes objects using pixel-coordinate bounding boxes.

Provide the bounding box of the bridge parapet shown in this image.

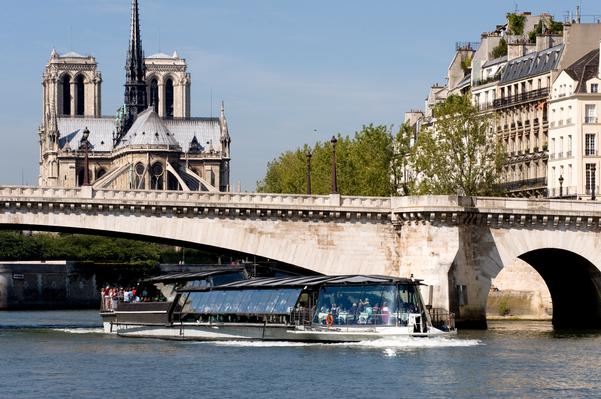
[392,195,601,230]
[0,186,392,223]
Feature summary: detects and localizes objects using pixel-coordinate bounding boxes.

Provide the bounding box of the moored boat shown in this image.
[101,272,455,341]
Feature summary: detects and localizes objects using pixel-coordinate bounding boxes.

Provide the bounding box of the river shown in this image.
[0,310,599,398]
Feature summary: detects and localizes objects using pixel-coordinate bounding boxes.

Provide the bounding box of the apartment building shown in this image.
[548,48,601,199]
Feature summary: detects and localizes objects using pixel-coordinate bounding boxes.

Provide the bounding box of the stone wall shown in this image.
[0,261,98,309]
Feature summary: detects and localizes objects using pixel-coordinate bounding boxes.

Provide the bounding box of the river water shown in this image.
[0,311,599,399]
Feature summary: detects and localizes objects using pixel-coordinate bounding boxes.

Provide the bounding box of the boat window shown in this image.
[183,288,301,315]
[211,271,248,287]
[312,284,399,326]
[398,284,421,313]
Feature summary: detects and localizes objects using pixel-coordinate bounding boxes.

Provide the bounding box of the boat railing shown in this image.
[428,307,455,331]
[290,308,313,326]
[100,295,123,312]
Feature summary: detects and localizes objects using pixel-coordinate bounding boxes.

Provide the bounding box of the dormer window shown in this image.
[592,83,599,93]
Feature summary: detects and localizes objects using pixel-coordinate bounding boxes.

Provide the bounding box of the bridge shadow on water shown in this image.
[519,248,601,329]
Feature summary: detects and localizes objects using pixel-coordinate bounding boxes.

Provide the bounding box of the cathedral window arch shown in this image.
[149,78,159,113]
[134,162,146,189]
[165,77,174,118]
[75,75,85,116]
[150,161,164,190]
[61,74,71,116]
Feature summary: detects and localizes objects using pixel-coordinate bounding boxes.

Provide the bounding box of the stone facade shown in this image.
[38,0,231,192]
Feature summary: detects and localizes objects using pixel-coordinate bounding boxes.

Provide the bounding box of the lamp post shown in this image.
[558,175,564,198]
[592,165,597,200]
[330,136,338,194]
[305,149,312,195]
[81,127,90,186]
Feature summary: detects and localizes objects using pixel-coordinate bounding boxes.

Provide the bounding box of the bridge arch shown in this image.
[517,248,601,328]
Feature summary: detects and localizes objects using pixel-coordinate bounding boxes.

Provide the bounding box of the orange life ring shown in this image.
[326,313,334,327]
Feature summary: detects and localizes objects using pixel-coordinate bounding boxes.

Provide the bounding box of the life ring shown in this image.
[325,313,334,327]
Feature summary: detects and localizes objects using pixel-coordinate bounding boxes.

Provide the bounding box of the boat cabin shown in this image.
[175,275,436,332]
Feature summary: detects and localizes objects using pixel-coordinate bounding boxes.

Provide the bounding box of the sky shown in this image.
[0,0,595,190]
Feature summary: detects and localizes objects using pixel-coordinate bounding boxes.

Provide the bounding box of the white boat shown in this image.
[101,271,456,341]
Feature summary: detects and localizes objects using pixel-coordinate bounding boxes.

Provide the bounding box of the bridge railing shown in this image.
[0,186,391,210]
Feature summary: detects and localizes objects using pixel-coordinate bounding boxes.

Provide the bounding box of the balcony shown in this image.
[585,149,598,156]
[585,116,598,124]
[493,88,550,109]
[558,152,563,158]
[501,177,547,192]
[566,150,572,157]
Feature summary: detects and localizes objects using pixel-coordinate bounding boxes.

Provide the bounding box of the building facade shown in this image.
[548,48,601,199]
[38,0,231,192]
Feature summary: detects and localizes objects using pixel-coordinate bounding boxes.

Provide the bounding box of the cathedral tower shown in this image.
[123,0,148,128]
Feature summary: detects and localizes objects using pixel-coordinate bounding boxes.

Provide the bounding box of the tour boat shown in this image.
[101,270,456,341]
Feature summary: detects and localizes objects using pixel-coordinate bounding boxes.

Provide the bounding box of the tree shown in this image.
[391,122,418,195]
[412,94,503,196]
[257,125,398,196]
[491,38,507,59]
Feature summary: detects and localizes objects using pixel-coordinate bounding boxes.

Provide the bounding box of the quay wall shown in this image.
[0,261,98,309]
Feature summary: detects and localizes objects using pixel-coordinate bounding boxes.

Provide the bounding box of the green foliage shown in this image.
[491,38,507,59]
[498,298,511,316]
[0,231,211,266]
[460,54,473,74]
[257,125,403,196]
[507,13,526,35]
[412,94,504,196]
[528,18,564,43]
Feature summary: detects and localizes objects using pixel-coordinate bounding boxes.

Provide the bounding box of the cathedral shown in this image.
[38,0,231,192]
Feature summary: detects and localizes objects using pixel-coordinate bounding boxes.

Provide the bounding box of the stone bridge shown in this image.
[1,186,600,329]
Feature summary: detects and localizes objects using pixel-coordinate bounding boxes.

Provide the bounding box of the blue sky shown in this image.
[0,0,593,190]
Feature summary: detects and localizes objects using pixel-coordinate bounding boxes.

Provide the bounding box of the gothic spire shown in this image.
[123,0,147,129]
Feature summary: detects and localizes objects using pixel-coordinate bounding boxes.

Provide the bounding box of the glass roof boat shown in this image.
[101,270,456,341]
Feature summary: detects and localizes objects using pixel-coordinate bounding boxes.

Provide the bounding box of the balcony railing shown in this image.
[501,177,547,192]
[493,88,550,109]
[585,149,598,156]
[585,116,598,124]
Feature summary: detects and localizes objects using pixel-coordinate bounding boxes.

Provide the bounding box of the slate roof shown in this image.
[563,48,600,93]
[57,113,222,153]
[116,108,179,149]
[500,44,564,84]
[482,55,507,68]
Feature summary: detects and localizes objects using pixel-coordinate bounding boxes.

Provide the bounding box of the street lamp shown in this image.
[330,136,338,194]
[306,149,312,195]
[558,175,564,198]
[80,127,90,186]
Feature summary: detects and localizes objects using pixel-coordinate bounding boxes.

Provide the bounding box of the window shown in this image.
[75,75,85,116]
[568,135,572,155]
[592,83,599,93]
[149,79,159,113]
[568,164,572,185]
[586,163,597,194]
[150,162,164,190]
[61,75,71,116]
[183,288,301,316]
[586,134,596,156]
[165,78,174,118]
[585,104,597,124]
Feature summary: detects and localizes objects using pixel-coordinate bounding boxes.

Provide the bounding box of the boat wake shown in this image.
[205,336,481,352]
[51,327,105,334]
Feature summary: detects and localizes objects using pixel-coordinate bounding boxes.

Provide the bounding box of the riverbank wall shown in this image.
[0,261,98,309]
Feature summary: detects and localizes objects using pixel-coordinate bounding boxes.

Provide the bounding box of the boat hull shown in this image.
[103,321,452,342]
